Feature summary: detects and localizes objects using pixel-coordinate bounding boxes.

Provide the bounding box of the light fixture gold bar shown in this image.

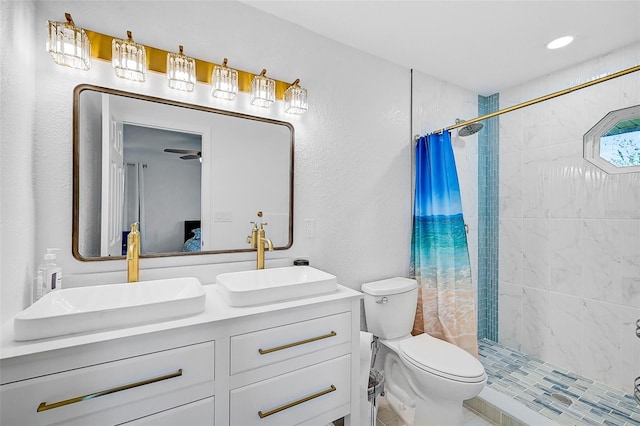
[258,385,337,418]
[85,30,289,100]
[36,369,183,412]
[428,64,640,135]
[258,331,337,355]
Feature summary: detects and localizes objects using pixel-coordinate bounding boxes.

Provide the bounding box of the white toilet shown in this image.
[362,277,486,426]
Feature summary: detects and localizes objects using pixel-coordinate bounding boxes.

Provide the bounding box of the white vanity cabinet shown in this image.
[0,339,215,426]
[0,285,362,426]
[228,311,354,425]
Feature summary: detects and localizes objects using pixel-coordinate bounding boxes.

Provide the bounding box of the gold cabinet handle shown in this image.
[37,369,183,413]
[258,384,336,418]
[258,331,337,355]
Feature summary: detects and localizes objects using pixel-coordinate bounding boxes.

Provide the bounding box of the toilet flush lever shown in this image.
[376,297,388,304]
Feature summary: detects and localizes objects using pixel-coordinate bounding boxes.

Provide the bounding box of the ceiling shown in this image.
[242,0,640,95]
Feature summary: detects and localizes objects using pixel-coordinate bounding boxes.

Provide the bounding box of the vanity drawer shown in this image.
[230,312,351,374]
[0,341,215,426]
[124,396,214,425]
[230,354,350,425]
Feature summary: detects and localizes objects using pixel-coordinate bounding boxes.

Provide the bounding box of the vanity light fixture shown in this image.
[284,79,308,115]
[167,45,196,92]
[46,13,91,70]
[112,31,147,82]
[250,69,276,108]
[211,58,239,100]
[47,17,308,111]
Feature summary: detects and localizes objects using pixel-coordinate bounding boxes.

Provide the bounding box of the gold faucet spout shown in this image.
[255,222,274,270]
[127,222,140,282]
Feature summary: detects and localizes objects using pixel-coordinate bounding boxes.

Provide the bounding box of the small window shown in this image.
[584,105,640,174]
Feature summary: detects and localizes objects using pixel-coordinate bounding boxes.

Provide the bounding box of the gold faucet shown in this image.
[246,222,258,249]
[127,222,140,282]
[247,222,273,269]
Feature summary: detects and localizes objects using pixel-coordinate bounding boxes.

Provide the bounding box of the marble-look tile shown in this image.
[548,293,583,374]
[539,93,584,147]
[614,170,640,220]
[549,219,582,297]
[582,163,614,219]
[498,282,522,350]
[618,306,640,395]
[621,277,640,310]
[620,218,640,309]
[581,219,622,305]
[522,288,552,359]
[547,142,586,219]
[499,105,524,155]
[498,218,523,285]
[499,151,523,219]
[581,300,621,386]
[521,218,551,290]
[521,146,551,218]
[522,112,551,151]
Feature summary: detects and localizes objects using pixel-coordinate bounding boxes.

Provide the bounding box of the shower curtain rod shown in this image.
[416,64,640,139]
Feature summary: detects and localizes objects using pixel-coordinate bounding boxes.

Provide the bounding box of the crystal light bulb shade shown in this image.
[167,50,196,92]
[112,35,146,82]
[284,84,308,114]
[250,74,276,108]
[211,65,239,100]
[46,20,91,70]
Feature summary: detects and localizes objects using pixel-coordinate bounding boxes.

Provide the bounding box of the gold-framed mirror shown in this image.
[73,85,294,261]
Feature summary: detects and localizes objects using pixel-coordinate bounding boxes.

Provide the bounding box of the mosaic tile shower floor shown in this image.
[479,339,640,425]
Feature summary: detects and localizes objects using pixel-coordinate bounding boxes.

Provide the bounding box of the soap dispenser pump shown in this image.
[34,248,62,302]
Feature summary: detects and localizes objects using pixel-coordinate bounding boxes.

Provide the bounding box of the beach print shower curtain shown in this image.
[410,131,478,356]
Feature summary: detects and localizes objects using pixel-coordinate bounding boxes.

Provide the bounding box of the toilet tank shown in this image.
[361,278,418,340]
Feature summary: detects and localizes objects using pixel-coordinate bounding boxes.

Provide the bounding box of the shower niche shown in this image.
[583,104,640,174]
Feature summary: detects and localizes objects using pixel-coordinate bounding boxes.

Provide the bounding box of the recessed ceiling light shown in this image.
[547,36,574,50]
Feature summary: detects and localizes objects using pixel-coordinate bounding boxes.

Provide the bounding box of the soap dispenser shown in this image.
[35,248,62,302]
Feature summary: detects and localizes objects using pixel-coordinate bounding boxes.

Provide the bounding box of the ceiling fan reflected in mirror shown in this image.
[163,148,202,160]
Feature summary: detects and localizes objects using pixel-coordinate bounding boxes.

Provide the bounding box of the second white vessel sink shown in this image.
[216,266,337,307]
[13,277,206,341]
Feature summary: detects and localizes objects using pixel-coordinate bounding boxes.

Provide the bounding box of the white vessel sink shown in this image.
[14,277,206,341]
[216,266,337,307]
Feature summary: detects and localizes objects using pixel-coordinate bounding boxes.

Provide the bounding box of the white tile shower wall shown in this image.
[498,42,640,394]
[1,1,478,324]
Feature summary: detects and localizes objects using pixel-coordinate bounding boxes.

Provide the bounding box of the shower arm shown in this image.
[417,64,640,139]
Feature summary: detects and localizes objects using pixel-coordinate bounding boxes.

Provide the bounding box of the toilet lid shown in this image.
[399,334,486,383]
[361,277,417,296]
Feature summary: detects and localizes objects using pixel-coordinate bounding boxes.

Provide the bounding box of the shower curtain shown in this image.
[124,163,147,252]
[410,131,478,356]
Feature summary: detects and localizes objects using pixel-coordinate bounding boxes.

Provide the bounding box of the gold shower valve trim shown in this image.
[85,30,289,100]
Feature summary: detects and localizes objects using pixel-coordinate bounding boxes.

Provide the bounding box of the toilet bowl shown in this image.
[362,278,486,426]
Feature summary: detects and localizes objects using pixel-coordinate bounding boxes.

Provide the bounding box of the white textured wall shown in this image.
[1,1,480,330]
[498,43,640,393]
[1,1,37,323]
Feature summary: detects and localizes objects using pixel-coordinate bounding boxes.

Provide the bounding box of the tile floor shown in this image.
[375,395,498,426]
[478,339,640,426]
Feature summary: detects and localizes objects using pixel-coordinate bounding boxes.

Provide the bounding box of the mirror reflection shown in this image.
[73,85,294,260]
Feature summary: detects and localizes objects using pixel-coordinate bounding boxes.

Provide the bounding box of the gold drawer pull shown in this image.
[258,331,337,355]
[258,384,336,419]
[37,369,183,413]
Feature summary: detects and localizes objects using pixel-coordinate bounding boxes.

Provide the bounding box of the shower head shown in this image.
[455,118,484,137]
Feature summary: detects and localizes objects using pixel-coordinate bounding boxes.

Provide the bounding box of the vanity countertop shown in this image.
[0,284,362,360]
